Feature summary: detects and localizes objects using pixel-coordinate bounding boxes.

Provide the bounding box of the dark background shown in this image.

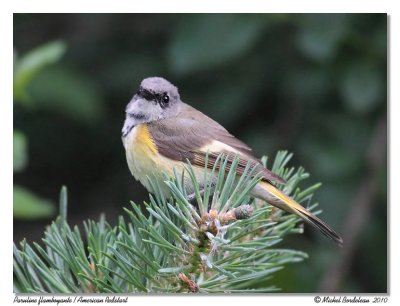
[13,13,387,293]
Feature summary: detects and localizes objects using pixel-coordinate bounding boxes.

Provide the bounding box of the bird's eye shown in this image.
[162,93,170,104]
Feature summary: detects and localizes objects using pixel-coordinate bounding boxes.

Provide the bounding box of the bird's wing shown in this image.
[147,103,285,185]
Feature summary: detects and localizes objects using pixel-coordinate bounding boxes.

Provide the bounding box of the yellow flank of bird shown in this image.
[124,123,189,196]
[133,124,158,154]
[123,124,159,191]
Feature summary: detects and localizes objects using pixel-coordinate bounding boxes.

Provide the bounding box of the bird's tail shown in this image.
[253,181,343,246]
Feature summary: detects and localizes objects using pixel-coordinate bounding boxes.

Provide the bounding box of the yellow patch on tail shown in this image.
[260,181,308,215]
[257,181,343,245]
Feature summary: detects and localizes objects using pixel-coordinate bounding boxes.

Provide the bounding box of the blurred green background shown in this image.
[13,13,387,293]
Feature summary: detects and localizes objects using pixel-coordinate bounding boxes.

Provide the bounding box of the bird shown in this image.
[122,76,343,246]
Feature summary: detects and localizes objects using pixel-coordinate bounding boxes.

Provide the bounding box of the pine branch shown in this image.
[13,151,322,293]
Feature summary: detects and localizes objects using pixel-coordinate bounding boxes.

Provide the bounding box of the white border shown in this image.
[2,1,399,305]
[5,0,394,13]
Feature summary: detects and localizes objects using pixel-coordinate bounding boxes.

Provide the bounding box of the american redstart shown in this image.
[122,77,343,246]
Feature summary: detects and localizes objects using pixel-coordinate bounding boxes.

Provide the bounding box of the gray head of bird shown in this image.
[124,77,181,124]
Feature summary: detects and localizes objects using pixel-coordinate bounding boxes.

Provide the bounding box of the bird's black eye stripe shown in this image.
[136,87,170,108]
[137,87,156,101]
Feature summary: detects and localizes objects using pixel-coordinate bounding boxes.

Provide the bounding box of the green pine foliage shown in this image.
[13,151,323,293]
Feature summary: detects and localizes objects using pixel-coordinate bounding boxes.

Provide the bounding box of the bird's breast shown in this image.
[123,123,214,197]
[123,124,160,188]
[123,123,185,195]
[125,123,158,155]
